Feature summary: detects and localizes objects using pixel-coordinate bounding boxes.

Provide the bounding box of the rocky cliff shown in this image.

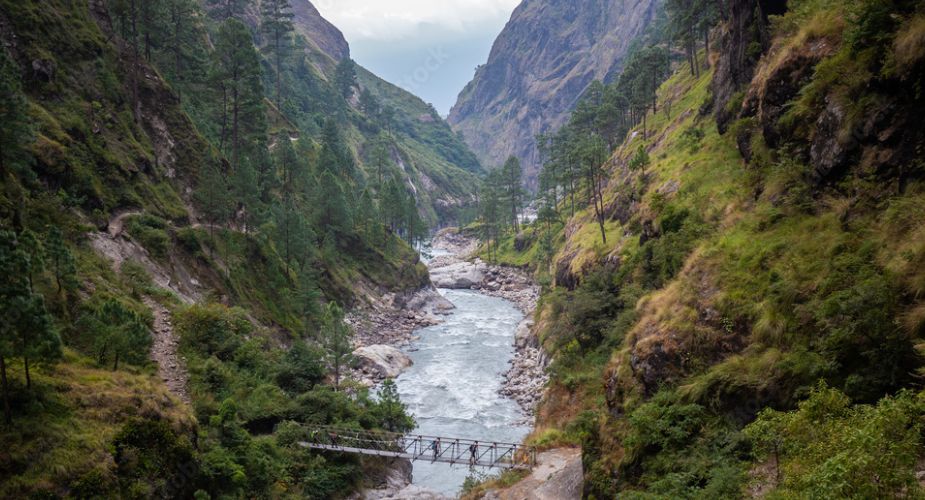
[448,0,657,184]
[290,0,349,63]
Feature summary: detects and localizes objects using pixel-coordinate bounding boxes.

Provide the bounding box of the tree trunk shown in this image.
[232,85,239,171]
[275,32,282,109]
[23,356,30,390]
[131,0,140,124]
[1,356,10,425]
[703,28,711,69]
[219,85,228,153]
[113,352,120,371]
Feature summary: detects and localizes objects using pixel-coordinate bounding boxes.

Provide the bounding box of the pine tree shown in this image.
[207,0,248,21]
[479,174,504,263]
[274,135,304,198]
[315,170,351,237]
[0,49,32,178]
[500,156,524,232]
[0,231,60,422]
[260,0,295,110]
[196,158,231,247]
[318,303,354,390]
[46,226,77,296]
[89,299,151,371]
[231,157,260,233]
[376,379,415,432]
[211,19,266,172]
[334,58,358,101]
[16,294,60,390]
[164,0,207,97]
[18,230,44,292]
[578,134,609,244]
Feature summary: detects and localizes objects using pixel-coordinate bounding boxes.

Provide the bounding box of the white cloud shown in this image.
[313,0,520,41]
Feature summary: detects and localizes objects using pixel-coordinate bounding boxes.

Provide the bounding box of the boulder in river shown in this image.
[353,345,413,379]
[429,260,487,289]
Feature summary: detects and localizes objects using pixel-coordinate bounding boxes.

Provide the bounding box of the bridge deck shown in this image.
[299,442,530,470]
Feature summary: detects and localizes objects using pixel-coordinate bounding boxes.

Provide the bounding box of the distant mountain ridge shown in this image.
[448,0,658,184]
[291,0,483,224]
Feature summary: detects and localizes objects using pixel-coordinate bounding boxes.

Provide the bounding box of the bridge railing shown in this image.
[299,425,536,469]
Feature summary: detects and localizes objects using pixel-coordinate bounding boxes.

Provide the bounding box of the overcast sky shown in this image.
[313,0,521,116]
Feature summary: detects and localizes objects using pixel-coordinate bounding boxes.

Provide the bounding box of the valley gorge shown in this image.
[2,0,925,499]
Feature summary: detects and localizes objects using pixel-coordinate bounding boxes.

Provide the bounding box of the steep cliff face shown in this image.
[448,0,657,184]
[290,0,349,63]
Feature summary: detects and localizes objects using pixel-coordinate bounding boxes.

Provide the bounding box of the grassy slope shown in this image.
[355,66,482,225]
[486,2,925,496]
[0,350,194,498]
[0,0,429,495]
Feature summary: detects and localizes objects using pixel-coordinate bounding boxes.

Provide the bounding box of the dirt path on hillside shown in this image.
[483,448,583,500]
[108,209,143,237]
[143,297,190,405]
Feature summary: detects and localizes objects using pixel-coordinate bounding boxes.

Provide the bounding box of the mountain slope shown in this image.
[0,0,428,496]
[286,1,482,225]
[448,0,657,184]
[474,0,925,497]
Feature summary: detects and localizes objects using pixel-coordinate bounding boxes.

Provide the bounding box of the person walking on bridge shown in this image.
[469,442,479,466]
[431,438,441,460]
[329,431,339,448]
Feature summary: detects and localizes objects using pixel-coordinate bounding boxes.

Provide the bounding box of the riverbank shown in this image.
[428,230,548,417]
[356,229,548,499]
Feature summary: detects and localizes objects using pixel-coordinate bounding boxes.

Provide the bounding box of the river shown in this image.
[394,249,531,496]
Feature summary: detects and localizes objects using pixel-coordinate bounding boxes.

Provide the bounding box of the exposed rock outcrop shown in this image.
[290,0,350,63]
[482,448,583,500]
[448,0,657,185]
[711,0,786,133]
[353,345,414,380]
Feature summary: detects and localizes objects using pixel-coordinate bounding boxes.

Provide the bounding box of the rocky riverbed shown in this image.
[357,229,549,499]
[428,229,548,417]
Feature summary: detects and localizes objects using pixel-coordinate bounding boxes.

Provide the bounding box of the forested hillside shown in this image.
[0,0,466,496]
[472,0,925,497]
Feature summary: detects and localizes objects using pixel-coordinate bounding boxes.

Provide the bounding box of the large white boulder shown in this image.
[353,345,413,379]
[429,261,487,289]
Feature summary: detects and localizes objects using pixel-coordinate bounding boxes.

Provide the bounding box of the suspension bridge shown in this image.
[299,425,537,470]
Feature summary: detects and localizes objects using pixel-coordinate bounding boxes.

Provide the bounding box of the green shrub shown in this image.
[112,418,198,498]
[175,304,251,360]
[126,215,171,258]
[745,383,925,498]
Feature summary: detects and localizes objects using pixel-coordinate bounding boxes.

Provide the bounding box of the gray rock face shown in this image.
[448,0,658,186]
[483,448,583,500]
[290,0,350,62]
[353,345,413,379]
[429,261,487,289]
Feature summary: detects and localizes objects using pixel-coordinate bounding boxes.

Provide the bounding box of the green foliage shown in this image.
[372,379,416,433]
[318,303,354,389]
[745,384,925,498]
[0,229,62,422]
[112,418,198,497]
[0,47,33,177]
[334,58,358,101]
[175,303,250,361]
[46,226,77,295]
[629,145,651,172]
[78,297,151,371]
[126,215,171,258]
[275,341,325,395]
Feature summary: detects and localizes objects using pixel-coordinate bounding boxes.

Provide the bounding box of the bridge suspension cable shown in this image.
[298,425,536,470]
